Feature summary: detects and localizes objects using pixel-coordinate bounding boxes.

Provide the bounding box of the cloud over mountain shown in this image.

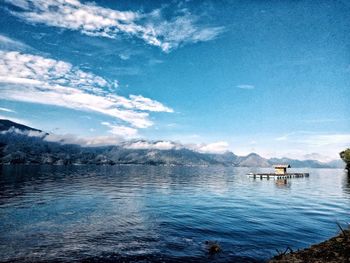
[0,119,343,167]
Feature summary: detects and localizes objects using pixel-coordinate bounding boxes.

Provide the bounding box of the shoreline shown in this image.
[269,228,350,263]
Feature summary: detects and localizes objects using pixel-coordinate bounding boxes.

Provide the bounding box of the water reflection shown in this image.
[342,169,350,195]
[0,165,349,262]
[275,179,291,189]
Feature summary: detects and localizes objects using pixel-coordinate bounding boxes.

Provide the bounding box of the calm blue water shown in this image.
[0,165,349,262]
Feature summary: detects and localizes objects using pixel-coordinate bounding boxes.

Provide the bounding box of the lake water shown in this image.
[0,165,349,262]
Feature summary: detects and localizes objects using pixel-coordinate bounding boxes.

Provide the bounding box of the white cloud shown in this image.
[275,135,288,141]
[82,135,122,146]
[237,84,255,90]
[0,107,15,113]
[0,34,31,51]
[124,140,179,150]
[2,127,123,146]
[124,140,231,154]
[119,53,130,60]
[270,131,350,161]
[300,134,350,147]
[196,141,229,154]
[113,94,173,113]
[302,118,350,123]
[5,0,223,52]
[101,122,138,139]
[0,51,173,129]
[2,128,122,146]
[275,131,302,141]
[0,50,110,93]
[275,131,350,147]
[44,132,123,146]
[0,127,43,137]
[2,124,227,154]
[127,95,173,112]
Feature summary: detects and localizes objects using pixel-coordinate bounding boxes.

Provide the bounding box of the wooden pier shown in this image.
[248,172,309,179]
[248,164,309,179]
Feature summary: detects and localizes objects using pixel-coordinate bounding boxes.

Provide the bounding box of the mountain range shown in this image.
[0,119,344,168]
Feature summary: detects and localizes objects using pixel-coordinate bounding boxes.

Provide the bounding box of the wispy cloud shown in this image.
[0,107,16,113]
[236,84,255,90]
[275,131,350,146]
[6,128,124,146]
[301,118,350,123]
[101,122,138,139]
[123,140,230,154]
[275,135,289,141]
[124,140,179,151]
[0,50,173,129]
[5,0,224,52]
[300,134,350,147]
[0,34,31,51]
[195,141,229,154]
[272,131,350,160]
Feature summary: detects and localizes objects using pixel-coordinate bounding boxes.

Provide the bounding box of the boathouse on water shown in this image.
[248,164,309,179]
[273,164,291,175]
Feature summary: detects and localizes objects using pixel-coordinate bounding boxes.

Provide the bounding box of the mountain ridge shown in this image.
[0,119,344,168]
[0,119,42,132]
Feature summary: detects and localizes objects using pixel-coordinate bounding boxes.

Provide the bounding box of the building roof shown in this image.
[273,164,291,168]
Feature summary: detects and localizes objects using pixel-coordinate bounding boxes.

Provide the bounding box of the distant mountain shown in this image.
[325,159,346,169]
[269,157,326,168]
[0,119,344,168]
[0,120,221,166]
[207,151,238,164]
[237,153,270,167]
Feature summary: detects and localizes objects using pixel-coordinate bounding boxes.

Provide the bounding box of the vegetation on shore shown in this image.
[269,227,350,263]
[340,148,350,170]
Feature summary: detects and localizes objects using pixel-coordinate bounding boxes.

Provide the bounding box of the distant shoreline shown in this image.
[0,120,345,169]
[0,163,345,168]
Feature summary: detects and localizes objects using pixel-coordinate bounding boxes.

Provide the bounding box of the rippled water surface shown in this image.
[0,165,349,262]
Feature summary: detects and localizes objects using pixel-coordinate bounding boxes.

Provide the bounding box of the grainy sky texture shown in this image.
[0,0,349,160]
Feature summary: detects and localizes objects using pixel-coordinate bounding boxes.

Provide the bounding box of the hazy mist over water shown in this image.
[0,166,349,262]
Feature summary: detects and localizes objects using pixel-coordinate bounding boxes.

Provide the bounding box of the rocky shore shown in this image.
[269,228,350,263]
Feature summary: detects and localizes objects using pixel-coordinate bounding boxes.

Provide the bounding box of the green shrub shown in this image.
[340,149,350,169]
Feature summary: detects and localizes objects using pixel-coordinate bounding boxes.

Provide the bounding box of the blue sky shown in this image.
[0,0,349,161]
